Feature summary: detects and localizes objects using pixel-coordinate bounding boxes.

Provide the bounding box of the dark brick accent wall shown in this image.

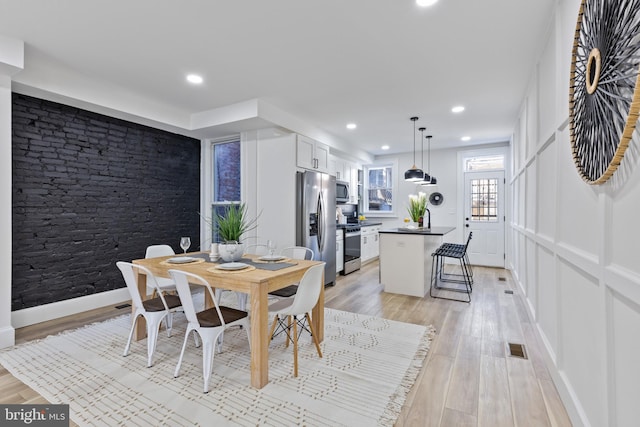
[11,93,201,311]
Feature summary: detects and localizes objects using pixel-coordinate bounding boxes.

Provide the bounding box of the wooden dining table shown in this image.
[132,252,325,389]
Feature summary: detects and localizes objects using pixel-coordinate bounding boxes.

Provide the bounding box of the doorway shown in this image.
[463,170,505,268]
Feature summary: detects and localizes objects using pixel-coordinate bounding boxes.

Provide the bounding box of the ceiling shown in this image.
[0,0,555,156]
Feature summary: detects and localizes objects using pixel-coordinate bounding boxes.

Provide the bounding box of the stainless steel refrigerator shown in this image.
[296,170,336,286]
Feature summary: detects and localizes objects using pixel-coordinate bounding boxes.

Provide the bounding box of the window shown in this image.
[464,155,504,171]
[470,178,498,222]
[211,139,241,243]
[363,161,396,214]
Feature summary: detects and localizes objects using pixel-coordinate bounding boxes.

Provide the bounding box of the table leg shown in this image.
[311,270,325,342]
[250,282,269,388]
[133,270,147,341]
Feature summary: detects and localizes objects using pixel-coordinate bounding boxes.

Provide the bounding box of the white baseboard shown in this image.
[0,326,15,348]
[11,288,130,329]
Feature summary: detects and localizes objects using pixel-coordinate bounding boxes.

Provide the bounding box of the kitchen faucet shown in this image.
[425,208,431,229]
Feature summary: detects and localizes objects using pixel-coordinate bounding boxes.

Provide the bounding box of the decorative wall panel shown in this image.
[610,164,640,274]
[536,245,558,357]
[538,28,557,143]
[610,289,640,426]
[536,138,557,240]
[556,128,598,256]
[525,163,537,231]
[558,258,605,427]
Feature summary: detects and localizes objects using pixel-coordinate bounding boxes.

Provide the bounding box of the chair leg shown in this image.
[174,328,192,378]
[146,314,165,367]
[165,312,173,337]
[123,315,138,357]
[269,315,279,340]
[306,312,323,358]
[202,333,219,394]
[292,315,299,377]
[285,316,292,348]
[243,319,251,351]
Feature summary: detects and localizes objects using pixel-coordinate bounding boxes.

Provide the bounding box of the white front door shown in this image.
[463,170,505,267]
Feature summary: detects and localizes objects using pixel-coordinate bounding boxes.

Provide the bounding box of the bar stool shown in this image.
[430,232,473,303]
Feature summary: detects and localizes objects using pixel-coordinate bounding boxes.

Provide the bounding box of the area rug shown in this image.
[0,309,435,426]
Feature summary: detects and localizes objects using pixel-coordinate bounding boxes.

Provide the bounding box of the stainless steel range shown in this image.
[341,224,361,275]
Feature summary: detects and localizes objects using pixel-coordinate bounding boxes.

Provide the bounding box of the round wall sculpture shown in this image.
[569,0,640,185]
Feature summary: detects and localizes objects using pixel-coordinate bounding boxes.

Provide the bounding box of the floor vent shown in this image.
[115,303,131,309]
[504,290,514,295]
[508,343,527,359]
[498,277,506,281]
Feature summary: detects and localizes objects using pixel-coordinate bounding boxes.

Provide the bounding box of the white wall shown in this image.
[0,74,14,347]
[0,35,23,347]
[371,144,507,246]
[509,0,640,425]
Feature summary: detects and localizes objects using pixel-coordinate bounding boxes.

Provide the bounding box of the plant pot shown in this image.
[219,242,245,262]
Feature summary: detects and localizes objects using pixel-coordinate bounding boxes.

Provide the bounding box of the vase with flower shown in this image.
[201,203,259,261]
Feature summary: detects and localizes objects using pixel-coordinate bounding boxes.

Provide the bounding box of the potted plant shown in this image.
[214,203,259,261]
[407,192,427,228]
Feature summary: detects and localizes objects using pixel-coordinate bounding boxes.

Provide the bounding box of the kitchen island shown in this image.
[379,226,455,297]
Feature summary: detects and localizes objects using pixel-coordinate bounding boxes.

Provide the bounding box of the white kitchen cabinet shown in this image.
[336,229,344,273]
[331,157,351,182]
[297,135,330,173]
[361,225,380,264]
[330,157,359,204]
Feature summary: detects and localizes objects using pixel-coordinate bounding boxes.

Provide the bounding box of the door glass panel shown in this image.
[470,178,498,222]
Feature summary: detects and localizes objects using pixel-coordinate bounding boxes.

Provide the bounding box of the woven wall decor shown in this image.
[569,0,640,184]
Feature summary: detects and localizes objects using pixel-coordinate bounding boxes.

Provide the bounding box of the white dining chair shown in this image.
[280,246,314,261]
[268,246,314,299]
[145,244,177,295]
[268,263,325,377]
[116,261,182,367]
[169,269,251,393]
[244,243,269,256]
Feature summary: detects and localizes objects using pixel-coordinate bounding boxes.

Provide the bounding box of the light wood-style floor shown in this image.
[1,261,572,426]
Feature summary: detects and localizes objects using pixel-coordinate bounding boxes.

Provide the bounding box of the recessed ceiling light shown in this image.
[451,105,465,113]
[416,0,438,7]
[186,74,203,84]
[461,136,471,141]
[346,123,357,130]
[381,145,390,150]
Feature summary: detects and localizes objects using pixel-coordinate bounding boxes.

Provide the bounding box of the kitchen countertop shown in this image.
[357,221,382,226]
[379,226,455,236]
[336,221,382,228]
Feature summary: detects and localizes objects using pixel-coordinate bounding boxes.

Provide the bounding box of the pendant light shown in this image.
[422,135,438,186]
[404,117,424,181]
[417,126,431,184]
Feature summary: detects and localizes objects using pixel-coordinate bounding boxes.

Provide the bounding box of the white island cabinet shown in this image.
[379,227,455,297]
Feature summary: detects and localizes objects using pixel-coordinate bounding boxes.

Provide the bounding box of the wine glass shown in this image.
[267,239,276,257]
[180,237,191,254]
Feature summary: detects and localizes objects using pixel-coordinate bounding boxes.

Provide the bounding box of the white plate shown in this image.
[167,257,197,264]
[217,262,250,270]
[259,255,286,262]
